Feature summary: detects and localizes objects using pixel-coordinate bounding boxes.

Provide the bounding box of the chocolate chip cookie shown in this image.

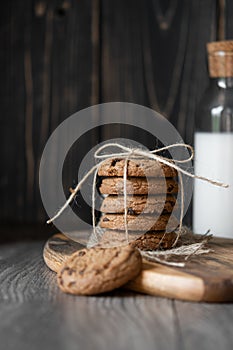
[99,177,178,195]
[98,158,177,177]
[99,213,178,231]
[100,195,177,214]
[130,231,177,250]
[99,230,177,250]
[57,246,142,295]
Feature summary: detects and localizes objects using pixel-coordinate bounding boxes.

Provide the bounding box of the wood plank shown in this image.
[0,0,27,221]
[0,241,176,350]
[174,300,233,350]
[1,241,233,350]
[43,233,233,302]
[0,223,57,242]
[0,241,233,350]
[0,0,96,224]
[225,0,233,39]
[100,0,216,141]
[0,297,176,350]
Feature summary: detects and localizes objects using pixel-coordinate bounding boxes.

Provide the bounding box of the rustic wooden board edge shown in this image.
[125,263,205,302]
[43,233,233,302]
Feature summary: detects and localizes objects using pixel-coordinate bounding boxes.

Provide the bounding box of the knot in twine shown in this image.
[47,142,228,250]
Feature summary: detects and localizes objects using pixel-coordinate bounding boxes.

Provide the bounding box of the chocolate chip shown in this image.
[78,251,86,256]
[111,159,121,167]
[60,266,70,274]
[168,184,174,192]
[103,217,110,222]
[68,281,76,287]
[127,207,135,215]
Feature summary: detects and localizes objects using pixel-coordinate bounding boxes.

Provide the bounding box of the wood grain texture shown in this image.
[43,233,233,302]
[1,0,233,232]
[1,241,233,350]
[0,0,96,224]
[43,233,83,272]
[100,0,216,143]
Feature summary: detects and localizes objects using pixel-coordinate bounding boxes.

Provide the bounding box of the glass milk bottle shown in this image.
[193,40,233,238]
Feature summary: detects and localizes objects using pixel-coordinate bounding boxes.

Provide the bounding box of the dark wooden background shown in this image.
[1,0,233,238]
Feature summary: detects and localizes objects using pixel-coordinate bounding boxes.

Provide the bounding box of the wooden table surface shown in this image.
[0,239,233,350]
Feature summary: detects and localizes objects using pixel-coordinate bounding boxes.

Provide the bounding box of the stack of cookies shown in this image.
[97,158,179,250]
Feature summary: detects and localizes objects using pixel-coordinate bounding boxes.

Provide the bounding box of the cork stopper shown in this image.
[207,40,233,78]
[207,40,233,77]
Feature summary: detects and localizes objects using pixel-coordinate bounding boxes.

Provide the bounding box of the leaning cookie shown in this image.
[57,246,142,295]
[98,158,177,177]
[99,177,178,195]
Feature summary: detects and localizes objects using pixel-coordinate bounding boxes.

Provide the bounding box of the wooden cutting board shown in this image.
[43,233,233,302]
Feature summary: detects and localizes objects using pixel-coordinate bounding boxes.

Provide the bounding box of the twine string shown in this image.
[140,227,213,267]
[123,157,129,243]
[47,142,228,247]
[92,167,99,243]
[174,171,184,246]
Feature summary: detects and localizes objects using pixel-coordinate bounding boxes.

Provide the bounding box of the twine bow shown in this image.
[47,142,228,247]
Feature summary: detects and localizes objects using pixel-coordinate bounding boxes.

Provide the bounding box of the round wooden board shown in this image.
[43,233,233,302]
[43,233,84,273]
